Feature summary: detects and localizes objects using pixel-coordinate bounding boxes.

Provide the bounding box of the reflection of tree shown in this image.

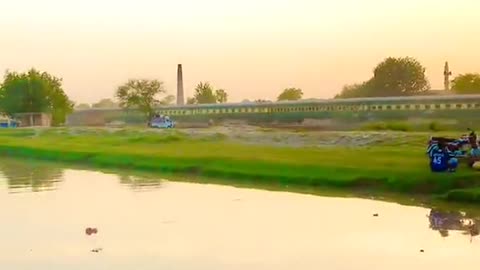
[428,208,480,240]
[0,158,64,193]
[118,174,163,191]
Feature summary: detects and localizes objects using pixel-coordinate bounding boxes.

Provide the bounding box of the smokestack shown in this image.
[177,64,184,105]
[444,61,452,91]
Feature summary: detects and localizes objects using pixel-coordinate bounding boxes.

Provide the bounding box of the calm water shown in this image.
[0,158,479,270]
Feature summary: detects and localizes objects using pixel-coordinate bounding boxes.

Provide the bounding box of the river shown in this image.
[0,157,478,270]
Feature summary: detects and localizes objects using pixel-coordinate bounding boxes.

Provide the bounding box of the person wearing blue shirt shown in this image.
[429,142,458,172]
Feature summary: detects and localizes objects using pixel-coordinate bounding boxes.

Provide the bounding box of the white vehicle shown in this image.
[149,115,175,128]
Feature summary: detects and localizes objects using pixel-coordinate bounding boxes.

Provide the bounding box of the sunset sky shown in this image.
[0,0,479,104]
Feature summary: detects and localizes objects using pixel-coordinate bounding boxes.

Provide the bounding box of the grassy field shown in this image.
[0,127,479,203]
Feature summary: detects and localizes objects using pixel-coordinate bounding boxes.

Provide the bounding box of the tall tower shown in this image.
[177,64,184,105]
[444,61,452,91]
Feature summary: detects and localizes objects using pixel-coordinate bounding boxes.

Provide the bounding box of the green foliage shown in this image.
[188,82,228,104]
[451,73,480,94]
[1,128,480,203]
[362,121,412,131]
[446,188,480,203]
[428,121,446,132]
[0,69,74,125]
[335,80,374,99]
[186,97,196,105]
[336,57,430,98]
[215,89,228,103]
[277,87,303,101]
[115,79,171,120]
[372,57,430,96]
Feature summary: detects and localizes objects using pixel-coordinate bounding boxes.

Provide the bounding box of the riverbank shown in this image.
[0,127,479,203]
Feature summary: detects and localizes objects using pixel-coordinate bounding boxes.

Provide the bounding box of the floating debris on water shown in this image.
[85,227,98,236]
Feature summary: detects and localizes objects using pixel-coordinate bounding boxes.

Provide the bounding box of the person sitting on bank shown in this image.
[429,141,458,172]
[468,135,480,167]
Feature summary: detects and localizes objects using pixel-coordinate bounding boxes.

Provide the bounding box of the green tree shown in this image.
[371,57,430,96]
[115,79,171,120]
[452,73,480,94]
[215,89,228,103]
[40,71,74,125]
[187,82,229,104]
[334,57,430,98]
[186,97,196,104]
[92,98,118,108]
[0,69,73,125]
[193,82,217,104]
[277,87,303,101]
[335,80,374,99]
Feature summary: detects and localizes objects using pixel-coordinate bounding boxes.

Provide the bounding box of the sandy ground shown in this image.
[38,125,434,148]
[152,125,428,148]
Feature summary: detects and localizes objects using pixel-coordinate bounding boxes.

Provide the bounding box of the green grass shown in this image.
[0,127,480,203]
[445,188,480,203]
[361,121,412,132]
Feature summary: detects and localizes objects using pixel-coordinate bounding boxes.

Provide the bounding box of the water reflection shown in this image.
[0,158,64,193]
[118,174,164,191]
[0,161,478,269]
[0,157,165,193]
[428,208,480,240]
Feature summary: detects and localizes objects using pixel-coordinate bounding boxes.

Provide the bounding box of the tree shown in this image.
[334,57,430,98]
[75,103,91,110]
[39,71,74,125]
[115,79,171,120]
[371,57,430,96]
[215,89,228,103]
[186,97,196,105]
[193,82,217,104]
[0,69,73,125]
[277,87,303,101]
[452,73,480,94]
[335,80,374,99]
[161,94,175,105]
[92,98,118,108]
[188,82,228,104]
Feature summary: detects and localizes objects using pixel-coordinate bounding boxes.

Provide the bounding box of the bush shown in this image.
[361,121,411,132]
[428,121,446,131]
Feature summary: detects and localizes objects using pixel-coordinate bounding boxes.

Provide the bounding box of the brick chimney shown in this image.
[177,64,184,105]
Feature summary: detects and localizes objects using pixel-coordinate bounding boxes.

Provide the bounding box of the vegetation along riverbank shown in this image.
[0,127,480,204]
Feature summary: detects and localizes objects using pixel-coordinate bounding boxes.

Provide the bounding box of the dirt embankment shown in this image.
[149,125,428,148]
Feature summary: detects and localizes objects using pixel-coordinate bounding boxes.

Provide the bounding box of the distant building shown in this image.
[13,112,52,127]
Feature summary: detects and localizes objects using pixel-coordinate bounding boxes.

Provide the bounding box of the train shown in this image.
[66,94,480,128]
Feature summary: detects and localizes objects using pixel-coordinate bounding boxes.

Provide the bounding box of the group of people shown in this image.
[427,129,480,172]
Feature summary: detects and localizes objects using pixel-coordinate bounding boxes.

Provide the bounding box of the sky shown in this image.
[0,0,479,104]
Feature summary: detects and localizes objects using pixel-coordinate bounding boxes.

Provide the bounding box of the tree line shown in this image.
[335,57,480,98]
[0,69,73,125]
[113,80,303,120]
[2,60,479,125]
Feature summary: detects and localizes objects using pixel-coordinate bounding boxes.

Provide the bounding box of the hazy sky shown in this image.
[0,0,479,103]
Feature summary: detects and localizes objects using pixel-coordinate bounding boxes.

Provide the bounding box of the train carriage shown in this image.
[67,94,480,127]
